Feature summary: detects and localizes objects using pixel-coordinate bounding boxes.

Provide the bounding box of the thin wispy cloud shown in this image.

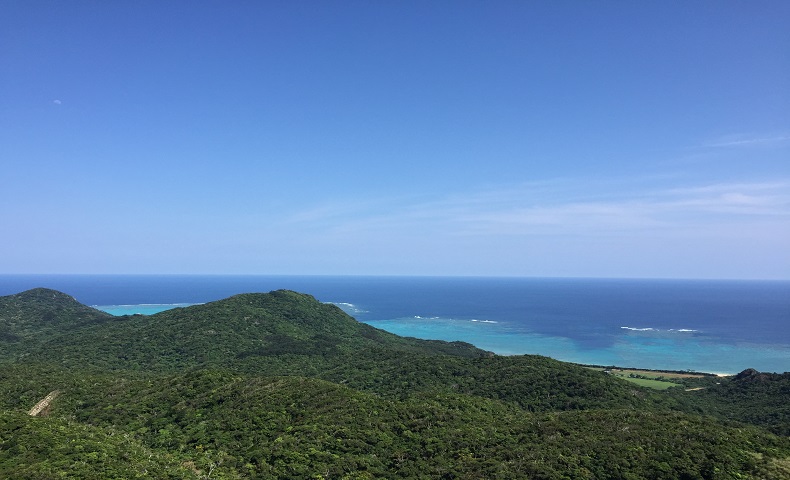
[660,182,790,216]
[286,178,790,239]
[703,134,790,148]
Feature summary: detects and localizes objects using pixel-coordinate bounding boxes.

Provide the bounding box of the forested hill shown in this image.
[0,287,112,342]
[1,288,486,360]
[1,287,789,479]
[0,288,643,410]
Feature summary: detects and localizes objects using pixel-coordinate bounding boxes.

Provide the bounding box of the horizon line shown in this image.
[1,273,788,282]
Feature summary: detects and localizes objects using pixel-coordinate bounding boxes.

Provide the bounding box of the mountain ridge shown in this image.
[0,288,649,411]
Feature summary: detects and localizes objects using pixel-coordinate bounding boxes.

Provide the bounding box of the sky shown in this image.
[1,1,789,279]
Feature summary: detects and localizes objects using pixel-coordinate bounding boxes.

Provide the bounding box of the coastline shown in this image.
[94,303,745,377]
[578,364,733,377]
[1,275,784,375]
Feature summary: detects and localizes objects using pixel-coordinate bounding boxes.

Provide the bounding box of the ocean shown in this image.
[1,275,788,374]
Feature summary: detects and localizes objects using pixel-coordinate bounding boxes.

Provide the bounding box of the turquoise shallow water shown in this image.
[339,313,788,375]
[2,275,787,374]
[95,298,789,375]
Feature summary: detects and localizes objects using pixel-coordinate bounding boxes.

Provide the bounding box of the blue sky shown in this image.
[2,1,788,278]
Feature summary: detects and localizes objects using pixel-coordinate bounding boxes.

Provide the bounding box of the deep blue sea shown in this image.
[1,275,788,374]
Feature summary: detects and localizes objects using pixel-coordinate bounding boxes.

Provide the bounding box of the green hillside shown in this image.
[668,368,790,436]
[1,288,788,479]
[3,289,483,366]
[0,288,112,343]
[1,289,648,410]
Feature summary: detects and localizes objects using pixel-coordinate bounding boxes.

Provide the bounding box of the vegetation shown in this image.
[1,288,788,478]
[667,368,790,436]
[587,368,685,390]
[621,377,681,390]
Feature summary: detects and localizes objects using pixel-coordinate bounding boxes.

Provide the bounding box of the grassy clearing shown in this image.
[585,367,709,379]
[621,377,681,390]
[586,367,687,390]
[608,368,707,379]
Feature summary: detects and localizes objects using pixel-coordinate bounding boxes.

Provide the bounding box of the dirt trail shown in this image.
[28,390,60,416]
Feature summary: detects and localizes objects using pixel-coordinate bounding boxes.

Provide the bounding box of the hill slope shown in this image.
[0,288,113,343]
[2,289,647,411]
[2,365,788,479]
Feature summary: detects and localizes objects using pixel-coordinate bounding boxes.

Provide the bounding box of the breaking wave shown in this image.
[327,302,368,314]
[621,326,699,333]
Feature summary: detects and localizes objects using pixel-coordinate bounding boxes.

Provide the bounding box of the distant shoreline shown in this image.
[578,364,732,377]
[4,276,785,374]
[94,304,751,376]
